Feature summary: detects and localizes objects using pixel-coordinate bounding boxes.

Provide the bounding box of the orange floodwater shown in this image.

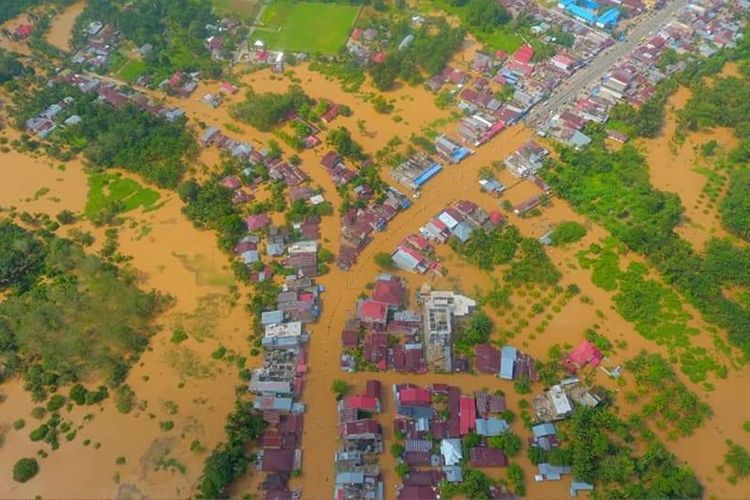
[1,58,749,497]
[46,1,85,53]
[641,86,738,251]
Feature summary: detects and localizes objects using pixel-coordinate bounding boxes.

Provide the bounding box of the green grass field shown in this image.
[115,58,147,83]
[85,172,161,219]
[212,0,261,21]
[254,1,360,54]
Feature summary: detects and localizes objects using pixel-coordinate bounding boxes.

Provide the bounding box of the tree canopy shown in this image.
[230,86,312,132]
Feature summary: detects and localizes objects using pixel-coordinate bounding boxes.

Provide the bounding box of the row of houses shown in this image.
[251,275,327,497]
[543,0,747,146]
[337,186,411,271]
[27,72,186,138]
[334,380,385,500]
[389,200,505,275]
[391,384,517,500]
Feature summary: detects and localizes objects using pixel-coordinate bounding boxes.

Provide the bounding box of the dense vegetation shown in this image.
[546,139,750,356]
[178,177,245,251]
[720,168,750,241]
[549,221,587,246]
[0,49,29,84]
[0,221,167,400]
[230,86,312,132]
[12,457,39,483]
[198,399,266,497]
[548,405,703,497]
[73,0,221,76]
[12,84,196,188]
[451,227,560,285]
[368,18,465,90]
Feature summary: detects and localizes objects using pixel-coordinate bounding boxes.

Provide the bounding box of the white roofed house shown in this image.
[262,321,308,348]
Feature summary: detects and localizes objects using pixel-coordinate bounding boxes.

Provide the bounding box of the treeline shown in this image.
[230,86,312,132]
[607,78,677,138]
[369,18,465,90]
[198,399,266,498]
[0,220,167,401]
[11,83,196,188]
[73,0,221,76]
[546,139,750,355]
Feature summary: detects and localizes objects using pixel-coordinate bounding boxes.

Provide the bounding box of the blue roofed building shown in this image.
[500,346,518,380]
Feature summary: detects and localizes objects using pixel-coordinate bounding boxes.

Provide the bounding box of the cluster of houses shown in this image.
[334,380,386,500]
[250,276,326,498]
[474,344,538,381]
[336,173,411,271]
[70,21,120,69]
[341,278,481,374]
[26,72,186,138]
[390,384,517,500]
[543,0,747,146]
[390,200,505,275]
[558,0,621,29]
[527,340,605,491]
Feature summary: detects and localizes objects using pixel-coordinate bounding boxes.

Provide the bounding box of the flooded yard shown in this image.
[46,1,85,53]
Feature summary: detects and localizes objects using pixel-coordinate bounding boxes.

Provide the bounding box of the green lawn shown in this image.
[254,1,360,54]
[212,0,261,21]
[85,172,161,219]
[115,58,147,83]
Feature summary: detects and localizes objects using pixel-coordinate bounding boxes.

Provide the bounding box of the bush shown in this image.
[114,385,136,414]
[13,458,39,483]
[550,221,587,246]
[331,379,350,401]
[374,252,393,269]
[30,407,46,419]
[13,419,26,430]
[159,420,174,432]
[46,394,66,412]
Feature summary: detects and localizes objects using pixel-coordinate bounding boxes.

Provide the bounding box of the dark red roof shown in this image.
[344,395,379,411]
[261,449,296,472]
[459,395,476,436]
[341,418,381,437]
[341,329,358,348]
[474,344,501,373]
[470,447,508,467]
[399,485,436,500]
[365,380,382,400]
[403,451,432,466]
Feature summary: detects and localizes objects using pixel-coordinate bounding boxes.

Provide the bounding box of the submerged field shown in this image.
[254,1,360,54]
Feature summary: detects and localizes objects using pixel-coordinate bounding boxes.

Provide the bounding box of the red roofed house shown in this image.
[321,103,341,123]
[340,419,381,439]
[365,379,382,400]
[15,24,33,39]
[372,52,386,64]
[261,448,297,472]
[459,395,476,436]
[344,395,379,412]
[564,340,604,372]
[245,214,270,231]
[372,275,405,308]
[357,299,389,325]
[219,81,239,95]
[399,386,431,406]
[513,44,534,64]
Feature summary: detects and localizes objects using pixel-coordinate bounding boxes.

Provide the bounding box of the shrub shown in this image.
[13,458,39,483]
[46,394,66,412]
[13,419,25,430]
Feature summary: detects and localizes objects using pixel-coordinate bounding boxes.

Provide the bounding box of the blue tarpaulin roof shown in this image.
[414,163,442,186]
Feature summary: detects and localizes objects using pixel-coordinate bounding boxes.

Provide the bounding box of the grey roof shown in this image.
[450,221,474,243]
[475,417,510,436]
[500,345,518,380]
[538,462,571,479]
[336,471,365,485]
[405,439,432,453]
[396,405,434,420]
[532,422,556,438]
[261,310,284,325]
[570,481,594,496]
[443,465,463,483]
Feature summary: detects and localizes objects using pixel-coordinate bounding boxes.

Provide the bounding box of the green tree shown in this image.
[13,458,39,482]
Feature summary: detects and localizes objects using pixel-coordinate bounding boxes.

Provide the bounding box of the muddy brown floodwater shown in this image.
[641,85,738,251]
[0,137,260,497]
[46,1,85,53]
[1,57,749,497]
